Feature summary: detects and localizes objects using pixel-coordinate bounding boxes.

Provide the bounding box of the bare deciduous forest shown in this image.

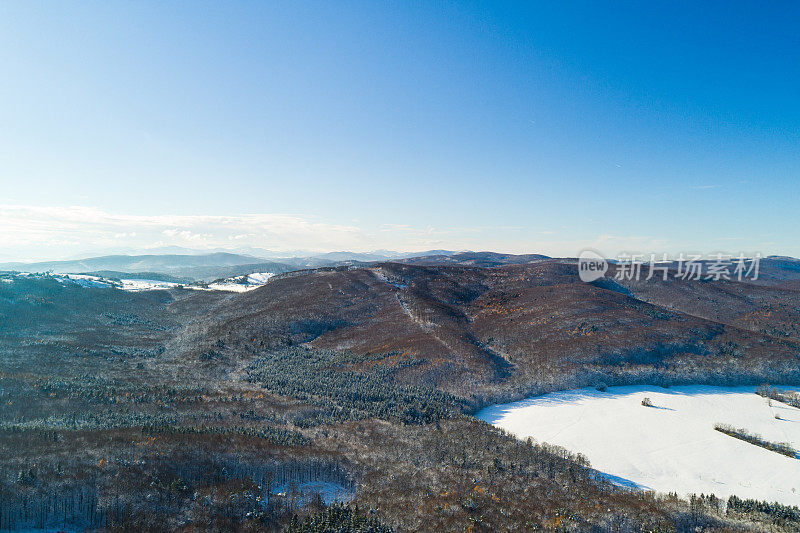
[2,258,800,531]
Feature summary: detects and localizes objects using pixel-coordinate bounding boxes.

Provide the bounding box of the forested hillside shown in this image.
[1,260,799,531]
[202,260,800,407]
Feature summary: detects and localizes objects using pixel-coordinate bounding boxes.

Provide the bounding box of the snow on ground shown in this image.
[207,272,274,292]
[271,480,354,506]
[477,385,800,506]
[246,272,274,284]
[63,274,113,288]
[2,271,275,293]
[117,278,181,291]
[65,274,180,291]
[206,281,251,292]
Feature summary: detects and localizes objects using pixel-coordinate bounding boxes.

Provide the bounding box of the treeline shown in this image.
[246,347,468,425]
[286,503,392,533]
[468,364,800,415]
[727,495,800,524]
[33,375,279,406]
[714,423,797,458]
[0,411,179,432]
[0,484,104,531]
[141,422,310,447]
[757,385,800,409]
[0,455,356,531]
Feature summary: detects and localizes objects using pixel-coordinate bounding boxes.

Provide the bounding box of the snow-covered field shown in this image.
[206,272,275,292]
[2,272,275,293]
[246,272,274,284]
[118,278,181,291]
[64,274,182,291]
[63,273,114,288]
[477,385,800,506]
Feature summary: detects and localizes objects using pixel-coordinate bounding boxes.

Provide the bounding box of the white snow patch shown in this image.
[1,271,275,293]
[207,272,274,292]
[65,274,180,291]
[271,480,354,506]
[118,279,181,291]
[206,281,251,292]
[63,274,114,288]
[246,272,275,284]
[477,385,800,506]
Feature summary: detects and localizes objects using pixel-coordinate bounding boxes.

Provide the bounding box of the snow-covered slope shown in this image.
[477,385,800,506]
[206,272,275,292]
[60,274,181,291]
[1,272,275,293]
[117,278,182,291]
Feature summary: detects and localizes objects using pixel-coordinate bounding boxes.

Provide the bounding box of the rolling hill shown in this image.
[194,260,800,408]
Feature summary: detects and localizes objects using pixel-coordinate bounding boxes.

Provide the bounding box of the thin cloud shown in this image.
[0,205,371,261]
[0,205,790,262]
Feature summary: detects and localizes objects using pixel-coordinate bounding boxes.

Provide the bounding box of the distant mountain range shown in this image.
[4,250,795,284]
[0,252,281,281]
[0,250,556,281]
[0,250,459,281]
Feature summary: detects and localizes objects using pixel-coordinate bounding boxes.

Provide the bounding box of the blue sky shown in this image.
[0,1,798,261]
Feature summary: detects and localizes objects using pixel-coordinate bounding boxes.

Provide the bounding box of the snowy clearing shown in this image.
[206,281,251,292]
[206,272,275,292]
[271,480,354,506]
[246,272,274,284]
[118,278,181,291]
[63,274,112,288]
[477,385,800,506]
[2,272,275,293]
[64,274,181,291]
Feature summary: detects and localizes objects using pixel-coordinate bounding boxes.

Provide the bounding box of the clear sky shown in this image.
[0,1,798,261]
